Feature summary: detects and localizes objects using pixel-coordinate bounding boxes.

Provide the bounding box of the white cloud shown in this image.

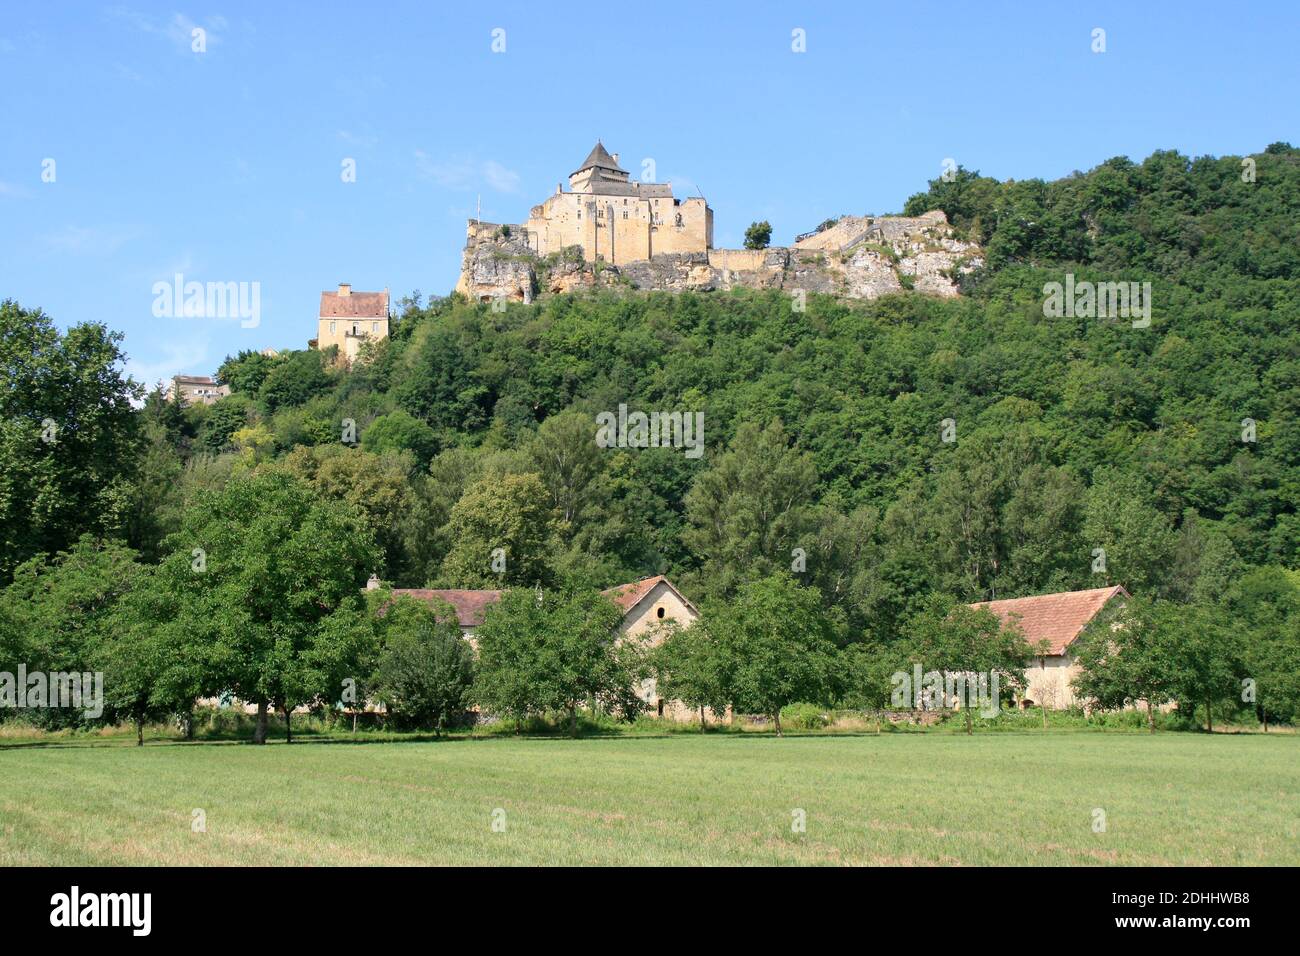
[415,151,521,194]
[113,62,146,83]
[337,129,378,149]
[482,160,521,193]
[107,7,227,53]
[0,181,31,199]
[43,225,142,255]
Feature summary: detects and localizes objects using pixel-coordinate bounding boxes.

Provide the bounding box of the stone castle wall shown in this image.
[521,190,711,267]
[456,210,982,304]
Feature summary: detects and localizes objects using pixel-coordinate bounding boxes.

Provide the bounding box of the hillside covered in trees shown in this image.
[2,143,1297,726]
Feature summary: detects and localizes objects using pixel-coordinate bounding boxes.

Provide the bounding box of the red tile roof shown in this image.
[390,589,502,628]
[389,576,695,627]
[600,576,697,616]
[969,586,1128,655]
[319,289,388,319]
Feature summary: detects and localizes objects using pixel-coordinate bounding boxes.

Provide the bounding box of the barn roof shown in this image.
[390,589,503,628]
[388,576,695,627]
[600,575,698,617]
[969,586,1129,655]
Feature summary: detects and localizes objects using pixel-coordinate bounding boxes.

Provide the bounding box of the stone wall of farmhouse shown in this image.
[615,582,727,723]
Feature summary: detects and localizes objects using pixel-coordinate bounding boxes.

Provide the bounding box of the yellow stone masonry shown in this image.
[488,141,713,267]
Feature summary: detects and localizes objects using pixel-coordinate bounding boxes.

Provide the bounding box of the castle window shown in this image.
[622,211,628,219]
[372,321,378,333]
[330,321,336,333]
[657,606,666,619]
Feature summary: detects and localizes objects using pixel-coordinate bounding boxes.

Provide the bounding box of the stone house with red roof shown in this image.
[382,575,702,719]
[970,585,1129,709]
[600,576,706,718]
[312,283,389,364]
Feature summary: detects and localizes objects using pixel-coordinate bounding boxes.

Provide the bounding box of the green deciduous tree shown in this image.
[473,585,627,735]
[373,595,474,733]
[652,619,729,730]
[278,444,413,578]
[438,473,558,588]
[361,409,440,471]
[217,349,279,395]
[901,596,1031,734]
[1083,468,1179,597]
[707,573,837,735]
[529,410,603,527]
[258,350,331,412]
[1228,567,1300,728]
[0,535,142,729]
[99,570,206,745]
[197,394,253,452]
[1072,597,1240,732]
[149,470,379,743]
[683,421,817,600]
[0,301,142,578]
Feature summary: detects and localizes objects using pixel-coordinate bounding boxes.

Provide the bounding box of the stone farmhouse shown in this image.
[970,585,1130,709]
[311,283,390,364]
[384,575,703,719]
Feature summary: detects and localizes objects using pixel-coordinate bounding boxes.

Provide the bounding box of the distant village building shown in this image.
[469,142,713,268]
[313,283,389,364]
[387,575,705,720]
[970,585,1129,709]
[165,374,229,406]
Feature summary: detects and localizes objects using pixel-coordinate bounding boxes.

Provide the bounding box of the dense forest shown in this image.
[2,143,1297,729]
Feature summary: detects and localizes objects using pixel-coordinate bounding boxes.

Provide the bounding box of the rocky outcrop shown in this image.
[455,210,981,303]
[454,229,538,303]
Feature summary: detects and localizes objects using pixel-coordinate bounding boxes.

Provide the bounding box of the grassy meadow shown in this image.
[2,731,1296,865]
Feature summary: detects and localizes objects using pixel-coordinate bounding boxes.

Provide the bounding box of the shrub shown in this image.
[780,702,831,730]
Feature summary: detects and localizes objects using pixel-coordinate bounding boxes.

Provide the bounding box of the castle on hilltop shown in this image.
[456,143,984,305]
[471,141,713,267]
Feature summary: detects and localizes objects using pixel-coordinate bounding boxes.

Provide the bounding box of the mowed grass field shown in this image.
[2,733,1296,865]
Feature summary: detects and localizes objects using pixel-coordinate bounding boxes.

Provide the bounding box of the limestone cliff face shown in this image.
[455,210,981,303]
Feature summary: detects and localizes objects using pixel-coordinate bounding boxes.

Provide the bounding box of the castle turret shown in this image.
[569,141,630,193]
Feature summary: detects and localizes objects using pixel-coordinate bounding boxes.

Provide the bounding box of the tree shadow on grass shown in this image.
[7,723,1141,751]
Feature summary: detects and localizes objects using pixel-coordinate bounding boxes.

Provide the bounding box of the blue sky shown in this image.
[1,1,1296,387]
